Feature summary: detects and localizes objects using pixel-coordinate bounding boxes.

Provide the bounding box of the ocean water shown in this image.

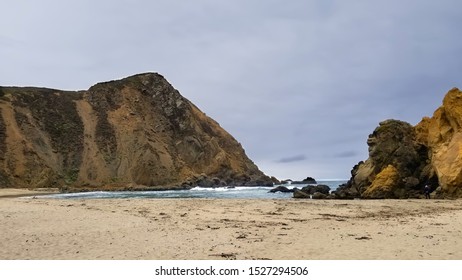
[41,180,347,199]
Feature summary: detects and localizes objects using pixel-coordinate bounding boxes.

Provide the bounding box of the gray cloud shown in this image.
[2,0,462,179]
[333,151,359,159]
[276,155,307,163]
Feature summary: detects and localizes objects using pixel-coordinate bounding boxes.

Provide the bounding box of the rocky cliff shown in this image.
[0,73,272,191]
[336,88,462,199]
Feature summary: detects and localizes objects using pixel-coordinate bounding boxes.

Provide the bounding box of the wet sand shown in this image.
[0,188,59,198]
[1,189,462,260]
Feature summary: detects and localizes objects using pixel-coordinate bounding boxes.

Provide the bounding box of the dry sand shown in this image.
[1,188,462,260]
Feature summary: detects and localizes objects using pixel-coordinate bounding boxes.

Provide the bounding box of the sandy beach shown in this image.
[1,188,462,260]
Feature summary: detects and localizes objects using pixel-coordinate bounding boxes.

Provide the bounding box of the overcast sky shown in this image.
[2,0,462,180]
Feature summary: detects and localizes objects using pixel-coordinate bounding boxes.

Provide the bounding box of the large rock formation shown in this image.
[414,88,462,198]
[0,73,272,191]
[335,88,462,199]
[293,184,330,199]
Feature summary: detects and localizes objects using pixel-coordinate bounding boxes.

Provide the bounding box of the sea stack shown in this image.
[0,73,272,190]
[336,88,462,199]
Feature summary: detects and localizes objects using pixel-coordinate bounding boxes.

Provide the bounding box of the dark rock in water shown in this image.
[270,176,280,184]
[211,177,226,187]
[195,175,227,188]
[293,184,330,199]
[302,177,317,184]
[292,177,317,185]
[240,176,274,187]
[301,184,330,195]
[331,182,359,199]
[192,174,272,188]
[312,192,327,199]
[181,182,192,189]
[291,181,306,185]
[269,186,293,193]
[196,176,214,188]
[293,189,311,199]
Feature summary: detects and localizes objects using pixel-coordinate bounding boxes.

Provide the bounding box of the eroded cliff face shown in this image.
[414,88,462,197]
[337,88,462,199]
[0,73,271,190]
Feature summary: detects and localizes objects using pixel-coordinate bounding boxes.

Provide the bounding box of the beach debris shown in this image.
[317,213,349,222]
[208,253,237,260]
[266,211,283,216]
[236,233,247,239]
[355,236,372,240]
[207,225,220,230]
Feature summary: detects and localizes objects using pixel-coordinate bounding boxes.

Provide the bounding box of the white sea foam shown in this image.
[37,180,348,200]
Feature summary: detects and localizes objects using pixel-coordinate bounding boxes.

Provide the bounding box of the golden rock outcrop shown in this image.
[362,165,400,199]
[415,88,462,197]
[337,88,462,199]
